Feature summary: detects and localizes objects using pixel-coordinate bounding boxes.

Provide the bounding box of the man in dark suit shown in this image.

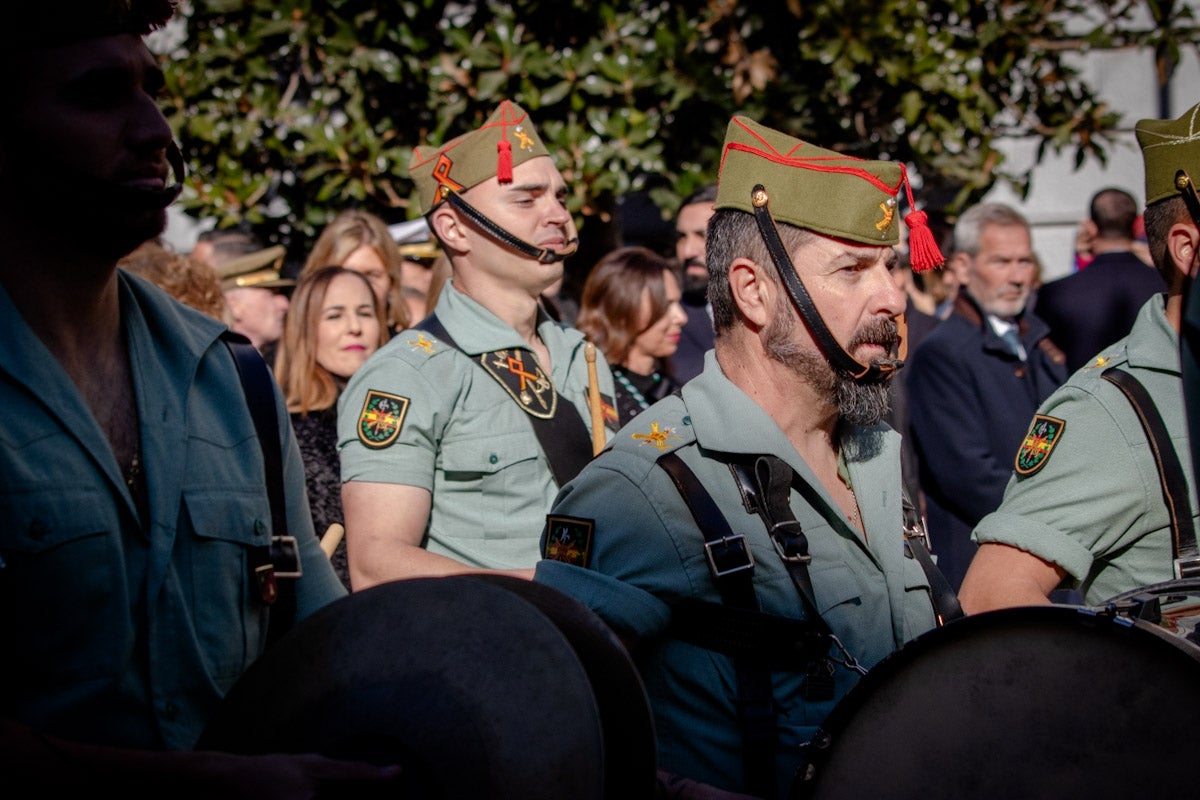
[669,185,717,383]
[906,203,1068,590]
[1035,188,1166,372]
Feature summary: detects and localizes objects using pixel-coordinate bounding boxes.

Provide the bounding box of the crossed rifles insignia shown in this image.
[481,349,557,419]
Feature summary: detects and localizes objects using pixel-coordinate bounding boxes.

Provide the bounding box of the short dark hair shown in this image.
[1089,188,1138,240]
[1142,195,1189,283]
[706,208,812,334]
[680,184,718,210]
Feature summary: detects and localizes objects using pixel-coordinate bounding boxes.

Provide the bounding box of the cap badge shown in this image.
[515,126,535,151]
[433,154,464,200]
[876,197,897,235]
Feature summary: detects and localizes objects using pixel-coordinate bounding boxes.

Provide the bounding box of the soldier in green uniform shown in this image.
[960,101,1200,611]
[339,101,615,588]
[534,114,946,798]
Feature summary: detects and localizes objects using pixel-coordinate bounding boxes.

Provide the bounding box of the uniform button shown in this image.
[489,454,499,464]
[253,519,266,537]
[682,415,692,426]
[27,520,46,540]
[164,702,179,720]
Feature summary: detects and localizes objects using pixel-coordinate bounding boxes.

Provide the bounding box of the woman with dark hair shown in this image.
[275,266,390,587]
[302,209,411,334]
[576,246,688,426]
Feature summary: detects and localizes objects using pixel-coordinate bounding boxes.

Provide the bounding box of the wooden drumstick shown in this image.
[585,342,605,456]
[320,522,345,559]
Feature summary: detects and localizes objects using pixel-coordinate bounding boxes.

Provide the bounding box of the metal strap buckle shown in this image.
[270,535,303,579]
[1174,556,1200,580]
[770,520,811,564]
[704,534,755,578]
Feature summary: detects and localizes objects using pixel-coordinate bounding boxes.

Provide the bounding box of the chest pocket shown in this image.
[438,430,545,521]
[182,488,272,680]
[0,487,127,683]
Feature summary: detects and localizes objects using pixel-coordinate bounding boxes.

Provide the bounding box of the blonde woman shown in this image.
[275,266,390,587]
[302,209,410,334]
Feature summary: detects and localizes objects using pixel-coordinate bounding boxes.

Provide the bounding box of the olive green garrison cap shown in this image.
[715,115,943,271]
[1136,101,1200,207]
[409,100,551,215]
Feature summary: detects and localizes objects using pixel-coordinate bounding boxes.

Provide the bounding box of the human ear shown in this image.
[1167,222,1200,282]
[429,206,468,256]
[728,258,772,329]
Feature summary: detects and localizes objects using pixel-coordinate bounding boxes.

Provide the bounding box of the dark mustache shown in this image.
[849,318,899,354]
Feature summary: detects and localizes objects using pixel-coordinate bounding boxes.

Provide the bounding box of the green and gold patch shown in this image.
[1015,414,1066,476]
[543,515,594,568]
[357,390,409,450]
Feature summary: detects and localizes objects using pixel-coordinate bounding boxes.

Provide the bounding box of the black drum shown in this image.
[798,601,1200,800]
[198,575,657,800]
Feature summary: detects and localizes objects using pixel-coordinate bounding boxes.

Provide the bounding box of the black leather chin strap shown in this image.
[749,184,901,384]
[445,190,578,263]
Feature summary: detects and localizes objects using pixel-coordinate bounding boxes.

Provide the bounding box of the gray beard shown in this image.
[762,307,895,427]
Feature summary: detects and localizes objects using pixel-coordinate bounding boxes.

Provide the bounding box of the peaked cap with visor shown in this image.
[715,114,944,383]
[408,100,578,263]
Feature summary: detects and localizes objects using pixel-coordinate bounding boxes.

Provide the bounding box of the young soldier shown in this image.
[961,102,1200,610]
[339,101,615,587]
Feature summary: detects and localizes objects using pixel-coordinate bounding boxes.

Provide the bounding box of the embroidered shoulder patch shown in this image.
[543,514,594,567]
[1015,414,1066,476]
[357,390,410,450]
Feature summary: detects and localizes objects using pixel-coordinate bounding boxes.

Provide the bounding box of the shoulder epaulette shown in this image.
[610,395,696,461]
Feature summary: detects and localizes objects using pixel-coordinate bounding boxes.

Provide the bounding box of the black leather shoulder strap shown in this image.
[656,450,775,799]
[222,333,297,645]
[1102,366,1200,578]
[901,493,965,626]
[416,315,593,487]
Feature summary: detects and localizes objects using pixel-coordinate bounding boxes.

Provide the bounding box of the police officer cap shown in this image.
[213,245,294,291]
[715,115,943,271]
[409,100,552,215]
[9,0,177,46]
[1136,101,1200,206]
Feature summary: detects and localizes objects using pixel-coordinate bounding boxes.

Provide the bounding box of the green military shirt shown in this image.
[0,273,345,750]
[534,352,936,796]
[338,280,615,570]
[973,295,1194,604]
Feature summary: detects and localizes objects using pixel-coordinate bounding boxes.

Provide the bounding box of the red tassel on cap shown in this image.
[900,165,944,272]
[497,139,513,183]
[905,210,943,273]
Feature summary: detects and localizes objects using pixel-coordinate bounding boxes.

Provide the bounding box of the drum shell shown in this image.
[199,575,657,800]
[800,604,1200,800]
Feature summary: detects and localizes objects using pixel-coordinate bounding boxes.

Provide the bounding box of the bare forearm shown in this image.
[959,543,1064,614]
[349,542,536,589]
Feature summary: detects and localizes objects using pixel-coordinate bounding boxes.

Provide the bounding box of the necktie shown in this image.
[1000,327,1024,360]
